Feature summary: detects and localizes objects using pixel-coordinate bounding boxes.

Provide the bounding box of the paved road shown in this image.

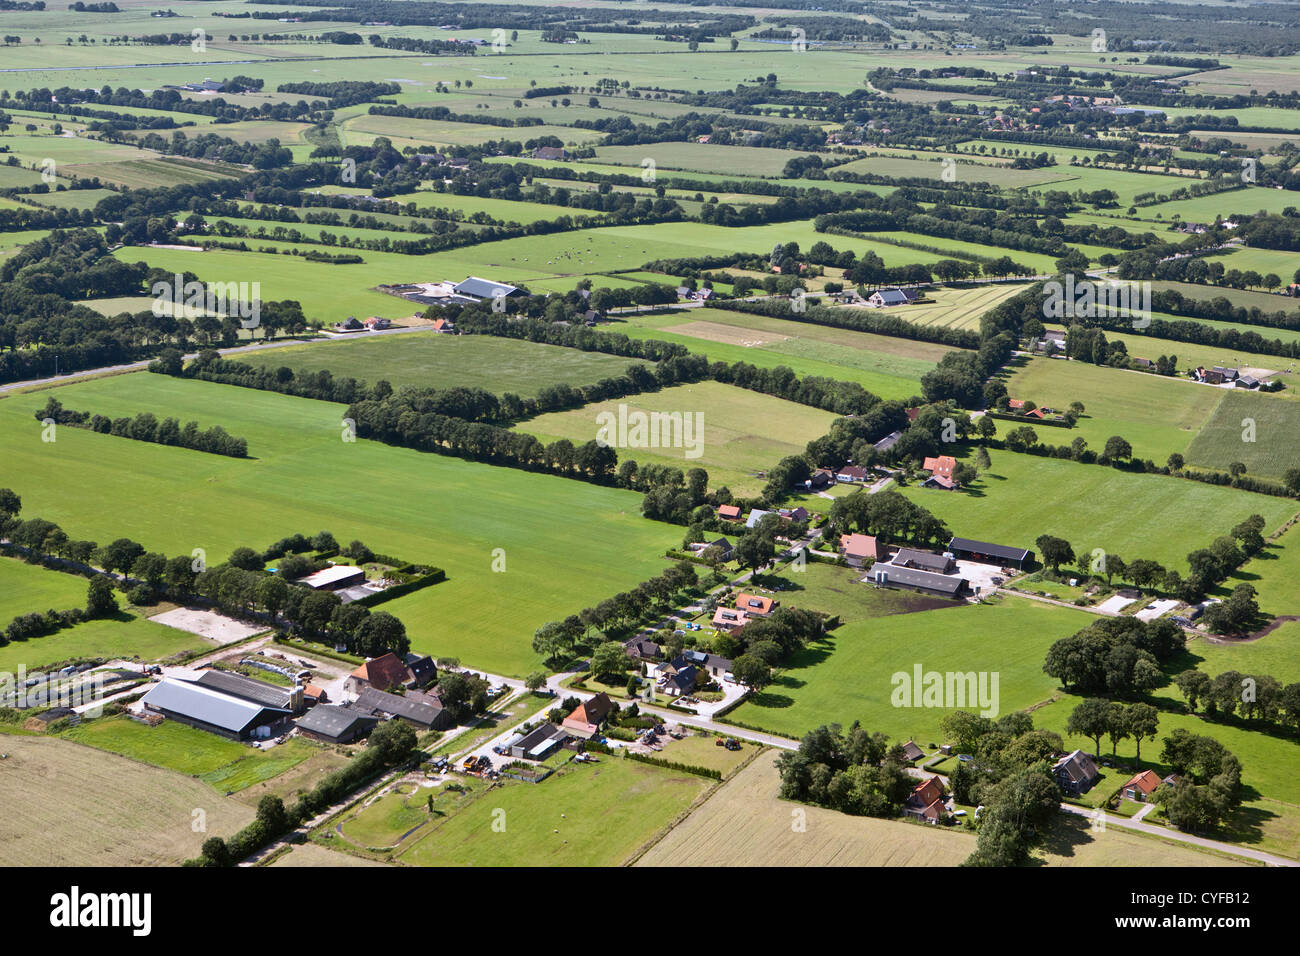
[1058,803,1297,867]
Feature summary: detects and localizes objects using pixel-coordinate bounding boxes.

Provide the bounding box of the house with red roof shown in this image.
[345,652,415,696]
[562,692,614,738]
[841,533,889,568]
[904,775,947,823]
[1122,769,1162,802]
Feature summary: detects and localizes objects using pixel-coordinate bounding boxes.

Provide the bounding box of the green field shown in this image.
[732,596,1090,742]
[237,332,644,397]
[393,756,710,866]
[522,380,837,496]
[997,356,1222,463]
[899,450,1299,571]
[0,373,681,675]
[62,716,319,792]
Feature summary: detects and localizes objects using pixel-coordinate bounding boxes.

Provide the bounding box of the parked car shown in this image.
[724,739,741,751]
[462,756,477,770]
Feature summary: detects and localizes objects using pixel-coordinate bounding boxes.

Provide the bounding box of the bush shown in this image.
[127,584,156,606]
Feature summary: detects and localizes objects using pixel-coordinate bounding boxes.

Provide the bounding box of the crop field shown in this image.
[592,143,835,177]
[1185,391,1300,480]
[636,750,1238,867]
[732,596,1087,742]
[521,380,838,496]
[0,373,682,675]
[904,451,1297,570]
[237,332,644,396]
[0,735,254,867]
[345,114,604,149]
[391,756,711,866]
[996,356,1222,463]
[874,282,1030,331]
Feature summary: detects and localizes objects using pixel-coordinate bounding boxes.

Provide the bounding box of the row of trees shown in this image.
[1174,668,1300,731]
[36,397,249,458]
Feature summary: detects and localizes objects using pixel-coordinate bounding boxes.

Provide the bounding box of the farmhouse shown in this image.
[530,146,568,160]
[294,564,366,591]
[1053,749,1100,796]
[562,692,614,738]
[947,537,1032,569]
[431,317,455,333]
[363,317,391,330]
[140,678,292,741]
[345,652,417,696]
[404,653,438,689]
[868,288,913,307]
[900,740,925,762]
[835,464,868,483]
[698,537,734,560]
[921,455,956,481]
[352,686,452,731]
[841,533,889,568]
[869,564,968,599]
[716,504,742,521]
[293,704,379,744]
[904,775,946,823]
[892,548,956,574]
[1122,769,1162,802]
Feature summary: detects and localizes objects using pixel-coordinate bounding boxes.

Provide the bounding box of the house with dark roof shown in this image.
[352,686,452,731]
[623,637,663,663]
[530,146,568,161]
[681,649,732,678]
[294,704,378,744]
[1053,749,1100,796]
[892,549,956,574]
[345,653,413,696]
[947,537,1032,569]
[663,665,698,697]
[404,653,438,689]
[835,464,868,483]
[509,722,570,760]
[562,692,614,738]
[900,740,925,762]
[868,288,911,307]
[141,679,292,741]
[698,537,734,560]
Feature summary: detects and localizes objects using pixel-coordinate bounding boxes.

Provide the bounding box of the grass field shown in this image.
[636,750,1240,867]
[237,331,643,396]
[0,735,254,867]
[1184,390,1300,479]
[899,451,1299,571]
[0,555,92,622]
[731,596,1088,743]
[0,372,681,675]
[391,755,711,866]
[521,380,837,496]
[996,356,1222,463]
[62,716,320,792]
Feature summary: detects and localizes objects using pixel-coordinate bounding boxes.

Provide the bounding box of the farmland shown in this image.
[522,380,838,496]
[1184,391,1300,480]
[0,735,253,867]
[0,373,681,676]
[236,331,644,396]
[899,451,1298,570]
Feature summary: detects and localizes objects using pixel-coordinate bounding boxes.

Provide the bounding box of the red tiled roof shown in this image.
[1124,769,1162,795]
[351,652,409,691]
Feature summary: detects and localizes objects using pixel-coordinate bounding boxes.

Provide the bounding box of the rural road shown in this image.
[1058,803,1297,867]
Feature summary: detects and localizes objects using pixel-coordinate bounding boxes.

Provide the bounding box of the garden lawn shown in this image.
[0,373,681,676]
